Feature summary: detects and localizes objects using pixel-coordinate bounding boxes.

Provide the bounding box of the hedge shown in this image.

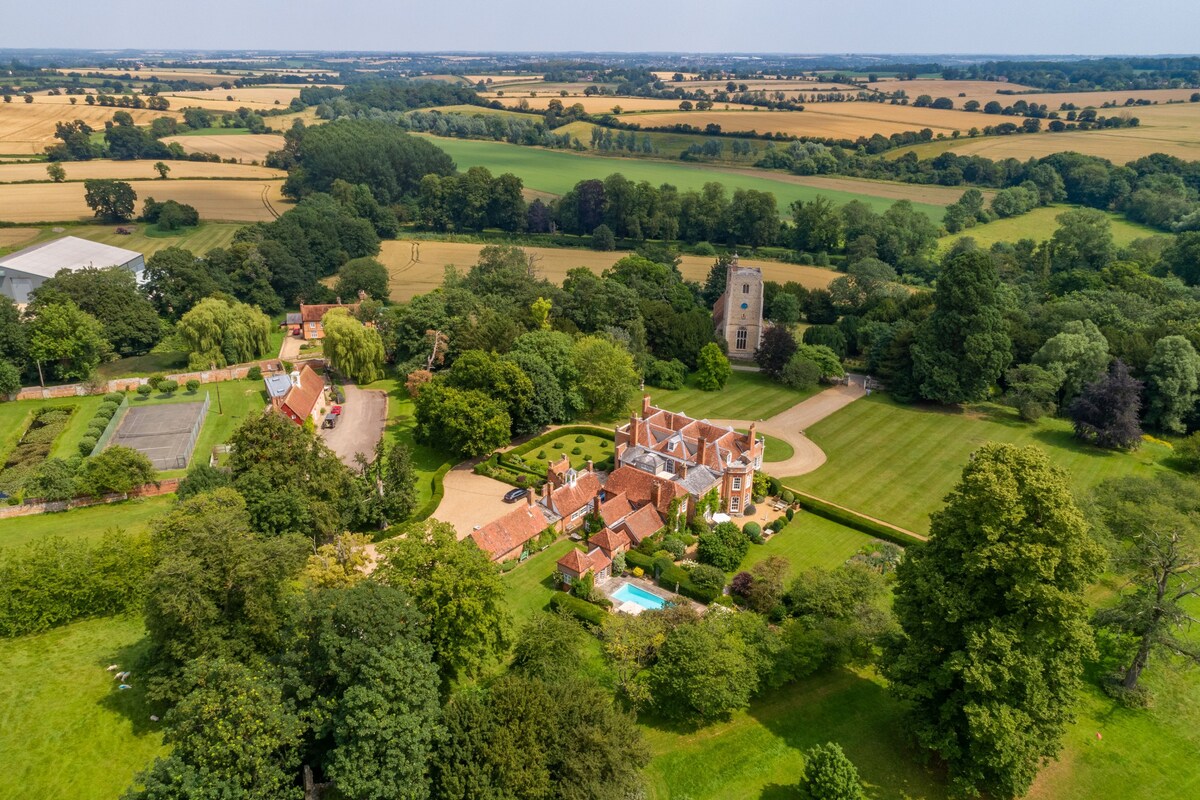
[509,425,614,458]
[792,492,925,548]
[103,392,125,404]
[624,550,717,603]
[408,463,452,526]
[549,592,607,626]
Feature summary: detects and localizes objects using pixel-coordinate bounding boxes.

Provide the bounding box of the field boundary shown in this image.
[792,489,927,546]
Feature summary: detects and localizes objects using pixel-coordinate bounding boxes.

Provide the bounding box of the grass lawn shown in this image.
[501,538,576,624]
[642,665,948,800]
[786,395,1173,533]
[361,378,454,508]
[739,511,879,578]
[0,616,165,800]
[96,351,189,380]
[517,433,613,470]
[938,205,1159,253]
[0,494,173,551]
[4,221,245,259]
[0,394,107,465]
[737,428,793,462]
[647,371,819,422]
[422,136,947,220]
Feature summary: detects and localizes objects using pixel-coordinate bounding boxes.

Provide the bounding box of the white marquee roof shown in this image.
[0,236,142,279]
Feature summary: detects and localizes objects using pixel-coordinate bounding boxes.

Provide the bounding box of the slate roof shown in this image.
[264,373,292,399]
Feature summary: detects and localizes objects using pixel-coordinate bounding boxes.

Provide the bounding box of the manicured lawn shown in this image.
[0,617,165,800]
[96,352,189,380]
[517,433,613,470]
[0,494,173,551]
[642,666,948,800]
[787,396,1173,533]
[501,538,576,624]
[737,428,793,462]
[0,394,106,465]
[361,378,454,507]
[739,512,879,578]
[647,371,819,422]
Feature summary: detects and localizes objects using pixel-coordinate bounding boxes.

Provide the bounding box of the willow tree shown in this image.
[177,296,271,370]
[322,308,385,384]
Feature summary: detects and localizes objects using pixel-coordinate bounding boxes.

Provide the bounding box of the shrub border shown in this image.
[791,490,926,548]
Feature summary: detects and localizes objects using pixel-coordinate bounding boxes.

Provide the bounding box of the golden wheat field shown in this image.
[53,67,263,85]
[0,179,288,223]
[376,240,837,302]
[618,102,978,138]
[0,102,182,154]
[864,79,1038,101]
[0,159,284,183]
[928,101,1200,162]
[263,108,323,131]
[0,227,38,249]
[160,86,305,112]
[488,94,756,113]
[464,74,544,86]
[663,79,864,94]
[160,133,286,162]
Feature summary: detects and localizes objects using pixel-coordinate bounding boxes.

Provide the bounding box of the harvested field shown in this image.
[619,102,979,138]
[464,74,543,85]
[912,102,1200,163]
[0,179,287,223]
[55,67,250,85]
[0,227,38,250]
[376,240,838,302]
[0,159,283,183]
[488,95,755,113]
[263,108,323,130]
[865,79,1039,102]
[663,79,863,93]
[160,133,285,162]
[868,84,1200,110]
[0,102,182,154]
[161,86,303,112]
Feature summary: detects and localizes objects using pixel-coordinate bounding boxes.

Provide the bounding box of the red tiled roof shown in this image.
[556,545,612,576]
[281,364,324,421]
[587,546,612,573]
[300,302,360,323]
[617,402,760,472]
[591,527,630,554]
[598,492,634,528]
[471,503,552,561]
[604,466,687,515]
[618,504,666,544]
[545,471,601,518]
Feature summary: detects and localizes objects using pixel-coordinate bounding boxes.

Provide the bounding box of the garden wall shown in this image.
[8,359,287,402]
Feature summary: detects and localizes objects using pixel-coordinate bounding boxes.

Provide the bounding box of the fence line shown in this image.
[176,391,211,469]
[90,393,130,456]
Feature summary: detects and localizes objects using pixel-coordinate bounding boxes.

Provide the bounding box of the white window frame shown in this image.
[571,506,587,520]
[730,495,740,513]
[735,329,747,350]
[732,476,742,491]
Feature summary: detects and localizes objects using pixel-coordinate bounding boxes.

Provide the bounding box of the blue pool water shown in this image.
[612,582,668,611]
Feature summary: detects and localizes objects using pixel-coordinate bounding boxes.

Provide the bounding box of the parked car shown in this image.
[321,412,339,430]
[503,487,529,503]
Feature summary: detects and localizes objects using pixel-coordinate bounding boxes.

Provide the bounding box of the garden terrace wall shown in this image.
[8,359,285,402]
[0,478,180,519]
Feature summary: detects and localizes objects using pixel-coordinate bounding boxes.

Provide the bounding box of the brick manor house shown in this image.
[471,396,765,562]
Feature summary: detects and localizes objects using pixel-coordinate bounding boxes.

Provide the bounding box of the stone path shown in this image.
[711,375,867,477]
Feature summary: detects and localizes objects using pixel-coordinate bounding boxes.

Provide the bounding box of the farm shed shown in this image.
[0,236,144,304]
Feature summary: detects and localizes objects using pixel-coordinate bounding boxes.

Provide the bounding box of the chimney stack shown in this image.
[586,458,594,473]
[628,416,639,448]
[526,488,535,507]
[642,395,652,417]
[697,434,708,466]
[747,422,757,450]
[593,495,602,514]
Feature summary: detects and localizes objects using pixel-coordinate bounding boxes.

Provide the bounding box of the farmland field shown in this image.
[1,221,245,257]
[421,136,948,219]
[0,158,283,183]
[160,85,304,112]
[785,395,1174,533]
[939,205,1159,251]
[0,617,166,800]
[376,240,839,302]
[160,133,286,162]
[865,78,1040,102]
[488,94,757,113]
[0,179,287,222]
[617,102,981,138]
[0,227,38,249]
[0,101,182,155]
[889,101,1200,163]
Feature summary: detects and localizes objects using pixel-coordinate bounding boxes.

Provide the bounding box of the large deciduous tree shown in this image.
[376,519,511,684]
[33,266,162,356]
[25,299,110,381]
[334,256,390,302]
[1091,474,1200,694]
[911,250,1012,404]
[1144,335,1200,434]
[571,335,637,417]
[884,444,1102,798]
[177,295,272,370]
[1069,359,1143,450]
[413,381,510,459]
[1032,319,1109,406]
[83,178,136,221]
[694,341,731,391]
[754,325,798,379]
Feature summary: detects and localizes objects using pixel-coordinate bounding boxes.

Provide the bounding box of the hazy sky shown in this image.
[2,0,1197,55]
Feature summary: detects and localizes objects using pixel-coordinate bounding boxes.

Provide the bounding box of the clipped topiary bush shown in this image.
[78,436,97,456]
[571,446,582,455]
[574,435,585,443]
[744,503,757,516]
[186,379,201,393]
[536,450,546,459]
[97,401,118,415]
[781,489,795,503]
[600,440,609,448]
[158,379,178,396]
[247,366,262,381]
[136,384,153,399]
[553,442,564,449]
[743,522,762,538]
[786,507,795,521]
[103,392,124,404]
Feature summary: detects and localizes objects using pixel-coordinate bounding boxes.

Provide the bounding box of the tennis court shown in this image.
[108,397,208,470]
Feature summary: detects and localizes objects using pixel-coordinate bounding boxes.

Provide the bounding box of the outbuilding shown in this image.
[0,236,144,305]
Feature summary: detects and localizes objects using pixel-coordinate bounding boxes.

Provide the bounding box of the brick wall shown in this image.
[0,478,180,520]
[8,359,284,402]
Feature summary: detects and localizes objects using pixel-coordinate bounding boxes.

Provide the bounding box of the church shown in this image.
[711,255,764,358]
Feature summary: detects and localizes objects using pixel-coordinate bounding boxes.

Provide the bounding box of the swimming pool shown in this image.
[611,582,668,611]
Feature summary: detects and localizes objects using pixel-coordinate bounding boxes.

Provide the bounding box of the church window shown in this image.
[735,329,747,350]
[742,284,749,293]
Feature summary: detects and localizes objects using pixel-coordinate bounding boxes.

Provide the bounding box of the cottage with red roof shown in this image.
[268,364,325,426]
[298,301,361,340]
[470,492,554,562]
[556,546,612,589]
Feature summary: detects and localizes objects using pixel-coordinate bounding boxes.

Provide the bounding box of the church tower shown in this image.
[713,255,764,358]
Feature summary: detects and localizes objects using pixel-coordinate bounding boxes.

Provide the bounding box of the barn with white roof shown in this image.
[0,236,144,305]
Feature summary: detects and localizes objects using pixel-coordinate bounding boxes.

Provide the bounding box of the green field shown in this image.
[422,136,947,219]
[646,370,819,421]
[739,511,879,578]
[787,395,1174,533]
[939,204,1161,252]
[737,428,794,462]
[0,616,165,800]
[0,221,244,259]
[0,494,173,551]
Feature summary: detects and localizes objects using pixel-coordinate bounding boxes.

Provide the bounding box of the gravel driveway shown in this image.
[432,466,523,539]
[318,384,387,467]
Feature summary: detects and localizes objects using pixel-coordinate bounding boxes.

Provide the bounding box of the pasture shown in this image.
[784,395,1173,534]
[0,179,286,223]
[0,101,181,155]
[939,205,1160,252]
[420,136,948,219]
[0,617,165,800]
[160,133,286,163]
[0,158,283,183]
[15,221,245,257]
[376,240,839,302]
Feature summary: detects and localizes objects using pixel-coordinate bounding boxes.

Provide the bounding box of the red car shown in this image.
[330,405,343,415]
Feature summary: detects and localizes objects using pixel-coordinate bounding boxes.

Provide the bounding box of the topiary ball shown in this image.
[574,435,585,443]
[571,447,582,455]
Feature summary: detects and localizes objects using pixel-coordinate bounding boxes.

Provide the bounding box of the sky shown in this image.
[1,0,1198,55]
